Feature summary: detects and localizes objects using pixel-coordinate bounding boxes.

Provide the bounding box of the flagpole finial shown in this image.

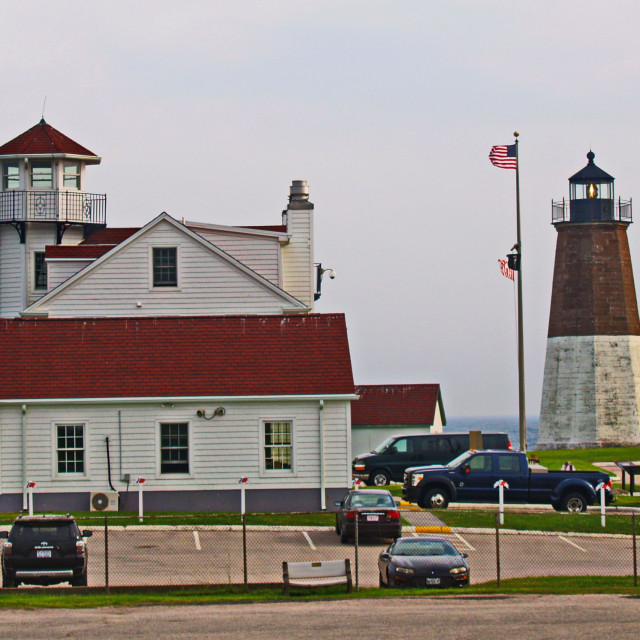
[513,131,520,138]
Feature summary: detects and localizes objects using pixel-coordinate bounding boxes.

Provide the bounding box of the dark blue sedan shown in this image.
[378,536,470,588]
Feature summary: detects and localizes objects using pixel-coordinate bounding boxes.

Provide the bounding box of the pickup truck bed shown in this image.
[402,449,614,512]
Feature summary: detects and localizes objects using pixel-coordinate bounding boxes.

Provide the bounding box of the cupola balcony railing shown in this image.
[551,197,632,224]
[0,190,106,225]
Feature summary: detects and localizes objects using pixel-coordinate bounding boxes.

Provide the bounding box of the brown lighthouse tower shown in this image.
[537,151,640,448]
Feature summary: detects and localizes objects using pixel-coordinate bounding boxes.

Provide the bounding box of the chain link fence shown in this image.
[46,509,634,591]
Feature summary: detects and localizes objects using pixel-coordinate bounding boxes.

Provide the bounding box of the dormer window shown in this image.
[63,162,81,189]
[30,160,53,188]
[152,247,178,287]
[2,161,19,190]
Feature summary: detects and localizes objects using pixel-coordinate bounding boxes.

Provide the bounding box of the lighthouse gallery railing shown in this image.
[0,190,106,225]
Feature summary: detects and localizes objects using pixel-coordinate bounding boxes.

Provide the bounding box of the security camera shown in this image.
[215,407,226,417]
[196,410,205,418]
[329,270,336,279]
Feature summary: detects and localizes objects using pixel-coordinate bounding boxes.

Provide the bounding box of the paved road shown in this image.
[1,595,639,639]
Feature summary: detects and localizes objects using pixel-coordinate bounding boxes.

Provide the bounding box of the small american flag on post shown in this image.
[489,144,517,169]
[498,259,515,281]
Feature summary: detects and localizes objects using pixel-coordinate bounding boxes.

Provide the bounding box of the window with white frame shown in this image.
[263,421,293,471]
[152,247,178,287]
[63,162,81,189]
[56,424,85,474]
[30,160,53,188]
[2,161,19,190]
[160,422,189,474]
[34,251,47,290]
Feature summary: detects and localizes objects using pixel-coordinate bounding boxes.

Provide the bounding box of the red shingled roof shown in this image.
[0,315,354,400]
[82,228,139,244]
[45,228,140,259]
[351,384,442,425]
[45,245,115,259]
[0,119,98,157]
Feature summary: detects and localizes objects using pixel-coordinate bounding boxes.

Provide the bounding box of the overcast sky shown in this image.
[3,1,640,421]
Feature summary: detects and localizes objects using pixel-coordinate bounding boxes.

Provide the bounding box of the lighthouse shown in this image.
[0,119,105,317]
[537,151,640,448]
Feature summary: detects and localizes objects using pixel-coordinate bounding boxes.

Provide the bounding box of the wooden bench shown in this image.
[282,559,353,595]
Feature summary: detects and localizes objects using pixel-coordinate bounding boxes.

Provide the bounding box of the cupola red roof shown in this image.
[0,314,355,400]
[352,384,443,425]
[0,119,99,159]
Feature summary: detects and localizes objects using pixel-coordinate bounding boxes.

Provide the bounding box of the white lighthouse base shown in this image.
[537,335,640,449]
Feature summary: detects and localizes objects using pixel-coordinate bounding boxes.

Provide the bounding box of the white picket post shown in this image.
[136,478,145,522]
[493,479,509,525]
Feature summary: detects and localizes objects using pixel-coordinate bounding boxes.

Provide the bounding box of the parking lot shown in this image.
[80,524,638,588]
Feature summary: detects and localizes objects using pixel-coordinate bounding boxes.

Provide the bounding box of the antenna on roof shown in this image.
[41,96,47,123]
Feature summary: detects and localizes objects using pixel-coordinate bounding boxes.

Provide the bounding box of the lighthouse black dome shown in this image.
[569,151,614,184]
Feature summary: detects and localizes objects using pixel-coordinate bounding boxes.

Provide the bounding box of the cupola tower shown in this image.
[537,152,640,448]
[0,119,106,317]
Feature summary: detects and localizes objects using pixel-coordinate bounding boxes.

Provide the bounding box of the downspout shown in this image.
[105,437,116,492]
[118,410,123,480]
[21,404,27,510]
[319,399,326,510]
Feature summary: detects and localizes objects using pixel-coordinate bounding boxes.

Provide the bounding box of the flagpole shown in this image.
[514,132,527,452]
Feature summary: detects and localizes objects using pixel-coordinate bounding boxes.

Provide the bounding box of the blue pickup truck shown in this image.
[402,449,614,512]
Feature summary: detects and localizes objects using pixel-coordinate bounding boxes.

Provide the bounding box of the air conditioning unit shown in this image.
[90,491,119,512]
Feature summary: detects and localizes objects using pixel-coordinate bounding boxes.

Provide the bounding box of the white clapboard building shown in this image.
[0,119,356,512]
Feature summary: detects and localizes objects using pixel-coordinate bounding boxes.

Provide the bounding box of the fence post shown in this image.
[354,511,359,591]
[495,513,501,588]
[633,513,637,588]
[242,512,248,591]
[104,515,109,595]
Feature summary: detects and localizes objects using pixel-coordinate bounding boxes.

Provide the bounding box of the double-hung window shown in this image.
[56,424,85,474]
[152,247,178,287]
[63,162,80,189]
[30,161,53,188]
[264,421,293,471]
[34,251,47,291]
[160,422,189,474]
[2,161,19,189]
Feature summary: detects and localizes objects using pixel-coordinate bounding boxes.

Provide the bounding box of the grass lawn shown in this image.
[530,446,640,475]
[0,576,638,609]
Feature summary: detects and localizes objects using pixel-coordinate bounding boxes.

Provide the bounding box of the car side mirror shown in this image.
[460,465,470,474]
[387,447,397,455]
[0,531,7,538]
[380,552,390,560]
[461,552,468,558]
[334,501,342,507]
[82,530,93,538]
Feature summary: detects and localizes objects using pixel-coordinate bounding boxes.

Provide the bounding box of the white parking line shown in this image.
[302,531,316,550]
[193,530,201,551]
[454,533,475,551]
[558,535,587,552]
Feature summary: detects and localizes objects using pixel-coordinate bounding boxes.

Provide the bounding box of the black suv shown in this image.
[0,514,93,588]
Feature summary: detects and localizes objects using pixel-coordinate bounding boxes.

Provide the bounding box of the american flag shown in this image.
[498,259,515,281]
[489,144,517,169]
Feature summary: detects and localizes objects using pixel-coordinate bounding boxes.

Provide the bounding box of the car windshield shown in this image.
[371,437,396,454]
[446,450,475,469]
[392,539,459,556]
[9,523,77,541]
[349,493,396,509]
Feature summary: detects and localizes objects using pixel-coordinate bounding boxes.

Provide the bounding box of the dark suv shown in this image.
[0,515,93,588]
[352,432,512,486]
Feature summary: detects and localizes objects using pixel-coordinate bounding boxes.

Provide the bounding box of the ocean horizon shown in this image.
[445,416,539,450]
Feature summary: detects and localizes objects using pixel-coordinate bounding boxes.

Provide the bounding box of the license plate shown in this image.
[37,550,52,558]
[426,577,440,585]
[366,515,379,521]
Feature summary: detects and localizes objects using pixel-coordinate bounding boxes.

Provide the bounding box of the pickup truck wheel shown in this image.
[562,492,588,513]
[370,470,391,486]
[422,488,450,509]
